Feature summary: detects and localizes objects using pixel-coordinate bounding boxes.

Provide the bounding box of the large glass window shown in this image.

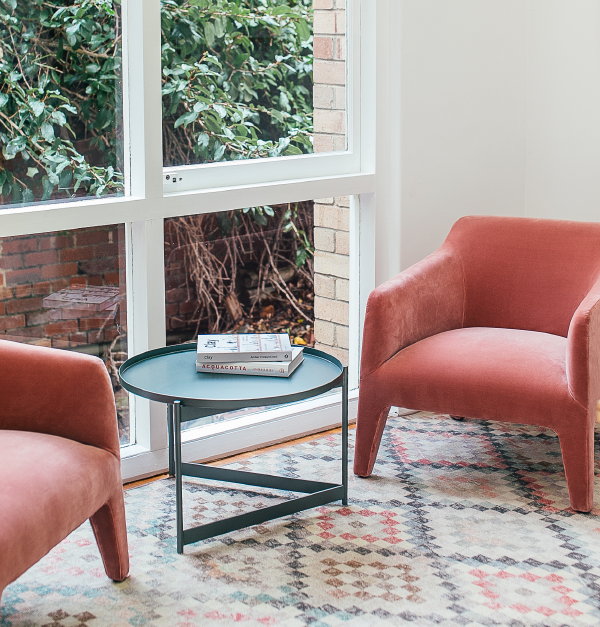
[0,225,130,444]
[161,0,347,167]
[0,0,125,207]
[0,0,374,477]
[164,196,350,431]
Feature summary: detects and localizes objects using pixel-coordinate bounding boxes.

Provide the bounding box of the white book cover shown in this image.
[196,333,293,362]
[196,348,303,377]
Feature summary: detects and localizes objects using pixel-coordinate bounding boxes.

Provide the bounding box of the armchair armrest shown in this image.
[360,248,465,379]
[0,340,120,457]
[566,277,600,420]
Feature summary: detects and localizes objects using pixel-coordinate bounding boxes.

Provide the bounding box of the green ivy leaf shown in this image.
[3,136,26,159]
[41,122,55,142]
[204,22,216,48]
[29,99,45,117]
[174,110,198,128]
[50,110,67,126]
[296,19,311,44]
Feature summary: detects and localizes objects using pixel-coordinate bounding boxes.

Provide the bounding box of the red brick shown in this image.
[1,238,38,254]
[5,267,42,285]
[2,329,48,343]
[67,332,90,345]
[97,328,118,342]
[104,272,121,285]
[166,288,188,303]
[0,314,26,331]
[0,253,25,270]
[79,258,118,276]
[41,263,78,279]
[0,286,14,300]
[76,229,110,246]
[5,297,43,314]
[23,250,59,267]
[0,273,3,286]
[93,243,119,258]
[0,303,5,315]
[179,301,198,315]
[86,277,104,286]
[69,278,88,288]
[49,337,71,349]
[79,317,115,330]
[166,303,179,316]
[14,284,32,298]
[60,246,96,262]
[38,235,73,251]
[30,281,54,296]
[44,320,79,335]
[314,36,334,59]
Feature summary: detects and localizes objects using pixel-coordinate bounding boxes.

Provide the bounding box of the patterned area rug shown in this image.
[3,413,600,626]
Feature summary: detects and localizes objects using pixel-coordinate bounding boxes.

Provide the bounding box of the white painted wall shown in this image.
[398,0,526,269]
[525,0,600,222]
[388,0,600,273]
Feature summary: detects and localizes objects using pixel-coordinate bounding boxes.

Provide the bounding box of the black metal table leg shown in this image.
[173,400,184,554]
[167,404,175,477]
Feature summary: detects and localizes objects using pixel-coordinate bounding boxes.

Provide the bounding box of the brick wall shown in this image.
[0,226,126,350]
[313,0,346,154]
[313,0,349,363]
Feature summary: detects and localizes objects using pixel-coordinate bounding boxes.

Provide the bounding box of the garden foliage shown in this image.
[0,0,313,205]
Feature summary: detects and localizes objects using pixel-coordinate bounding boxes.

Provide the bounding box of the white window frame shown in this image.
[0,0,382,481]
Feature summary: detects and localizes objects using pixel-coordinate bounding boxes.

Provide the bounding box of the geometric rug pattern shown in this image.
[2,412,600,626]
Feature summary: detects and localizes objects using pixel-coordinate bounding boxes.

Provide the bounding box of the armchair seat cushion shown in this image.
[0,430,121,588]
[376,327,581,427]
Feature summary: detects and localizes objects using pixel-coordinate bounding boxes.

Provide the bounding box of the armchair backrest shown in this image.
[445,216,600,337]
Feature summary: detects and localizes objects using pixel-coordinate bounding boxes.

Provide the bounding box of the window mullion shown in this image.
[123,0,167,453]
[124,0,163,200]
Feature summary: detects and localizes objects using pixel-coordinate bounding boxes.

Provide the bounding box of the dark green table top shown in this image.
[119,344,344,410]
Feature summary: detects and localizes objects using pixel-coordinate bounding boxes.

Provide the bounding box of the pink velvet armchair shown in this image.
[354,215,600,512]
[0,340,129,600]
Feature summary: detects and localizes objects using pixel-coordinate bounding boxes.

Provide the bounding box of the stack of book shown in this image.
[195,333,304,377]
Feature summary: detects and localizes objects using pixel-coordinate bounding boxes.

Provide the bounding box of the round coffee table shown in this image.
[119,345,348,553]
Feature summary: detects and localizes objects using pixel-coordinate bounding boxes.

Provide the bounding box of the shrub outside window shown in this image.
[0,0,125,207]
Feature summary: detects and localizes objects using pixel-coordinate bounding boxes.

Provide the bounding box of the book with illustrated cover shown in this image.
[196,347,304,377]
[196,333,293,363]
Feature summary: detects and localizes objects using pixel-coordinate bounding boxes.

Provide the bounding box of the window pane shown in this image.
[164,197,350,430]
[161,0,347,167]
[0,1,125,208]
[0,225,131,445]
